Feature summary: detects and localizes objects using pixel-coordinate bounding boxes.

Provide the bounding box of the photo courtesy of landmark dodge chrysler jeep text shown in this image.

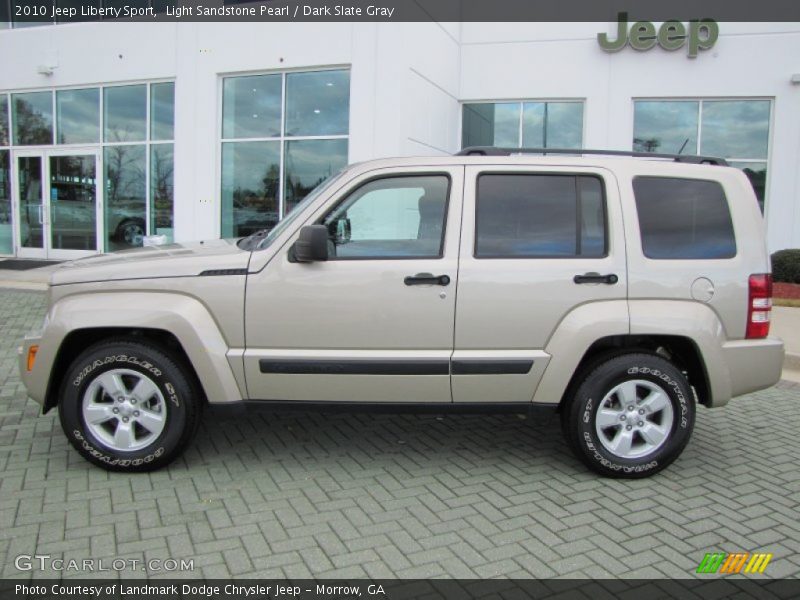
[18,148,785,478]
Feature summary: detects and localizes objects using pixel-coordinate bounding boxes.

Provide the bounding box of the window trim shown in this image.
[472,171,609,260]
[632,174,738,261]
[310,172,453,262]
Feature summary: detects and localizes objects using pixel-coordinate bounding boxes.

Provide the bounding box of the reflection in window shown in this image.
[151,144,174,242]
[0,150,10,254]
[12,92,53,145]
[463,101,584,149]
[150,82,175,141]
[633,101,698,154]
[462,103,519,148]
[49,154,97,250]
[284,139,348,215]
[323,175,449,259]
[700,100,770,159]
[56,88,100,144]
[633,99,771,211]
[285,70,350,137]
[221,141,280,238]
[105,145,146,251]
[104,85,147,142]
[0,95,8,146]
[222,75,281,139]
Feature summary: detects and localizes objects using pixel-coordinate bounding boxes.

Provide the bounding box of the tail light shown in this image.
[746,274,772,339]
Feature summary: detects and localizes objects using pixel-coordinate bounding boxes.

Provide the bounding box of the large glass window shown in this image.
[56,88,100,144]
[105,145,146,251]
[462,101,584,149]
[284,139,348,215]
[475,174,606,258]
[0,150,11,254]
[221,141,280,238]
[12,92,53,145]
[0,95,8,146]
[150,82,175,141]
[222,75,282,139]
[322,175,449,259]
[104,85,147,143]
[220,69,350,237]
[285,70,350,137]
[633,99,771,211]
[633,177,736,260]
[150,143,174,242]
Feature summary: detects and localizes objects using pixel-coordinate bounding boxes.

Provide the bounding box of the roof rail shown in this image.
[455,146,728,166]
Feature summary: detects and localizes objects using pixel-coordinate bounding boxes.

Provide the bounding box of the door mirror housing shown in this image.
[294,225,329,262]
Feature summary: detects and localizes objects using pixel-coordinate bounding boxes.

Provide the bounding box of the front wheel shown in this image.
[561,353,695,478]
[59,340,202,471]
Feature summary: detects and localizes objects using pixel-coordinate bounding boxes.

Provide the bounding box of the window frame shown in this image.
[312,172,452,261]
[218,66,351,237]
[472,171,609,260]
[632,174,738,261]
[460,99,586,150]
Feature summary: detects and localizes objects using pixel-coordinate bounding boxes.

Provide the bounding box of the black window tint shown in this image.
[322,175,449,259]
[475,174,606,258]
[633,177,736,259]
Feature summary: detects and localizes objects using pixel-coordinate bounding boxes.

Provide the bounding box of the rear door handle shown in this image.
[404,273,451,286]
[574,272,618,285]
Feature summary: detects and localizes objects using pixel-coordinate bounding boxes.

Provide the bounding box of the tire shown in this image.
[115,219,145,246]
[58,340,202,472]
[561,353,695,479]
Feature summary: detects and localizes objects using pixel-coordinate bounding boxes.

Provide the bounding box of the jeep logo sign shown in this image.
[598,13,719,58]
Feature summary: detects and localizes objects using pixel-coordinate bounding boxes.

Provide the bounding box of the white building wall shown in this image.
[459,22,800,252]
[2,21,799,251]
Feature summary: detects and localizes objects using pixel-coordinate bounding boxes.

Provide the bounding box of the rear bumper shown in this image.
[718,337,784,404]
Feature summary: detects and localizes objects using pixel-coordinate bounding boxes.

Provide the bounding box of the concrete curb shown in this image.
[785,352,800,371]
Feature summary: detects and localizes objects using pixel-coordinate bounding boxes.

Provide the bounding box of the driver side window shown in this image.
[322,174,449,259]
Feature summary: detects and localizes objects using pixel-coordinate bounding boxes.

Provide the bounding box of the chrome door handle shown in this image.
[37,205,43,225]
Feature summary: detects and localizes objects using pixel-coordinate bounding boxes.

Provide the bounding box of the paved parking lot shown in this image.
[1,287,799,580]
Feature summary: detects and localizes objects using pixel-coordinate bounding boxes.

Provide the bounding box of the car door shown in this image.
[243,166,464,403]
[452,165,627,403]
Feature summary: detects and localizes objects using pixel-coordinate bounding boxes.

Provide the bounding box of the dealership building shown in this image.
[0,20,799,259]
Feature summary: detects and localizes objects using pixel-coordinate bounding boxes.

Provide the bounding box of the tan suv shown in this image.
[18,148,785,478]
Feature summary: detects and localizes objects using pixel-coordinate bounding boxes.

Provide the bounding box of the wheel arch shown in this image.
[43,327,206,413]
[556,334,711,411]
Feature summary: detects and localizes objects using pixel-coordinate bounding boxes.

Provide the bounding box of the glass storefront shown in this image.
[0,82,174,256]
[633,99,771,210]
[462,101,585,149]
[220,69,350,238]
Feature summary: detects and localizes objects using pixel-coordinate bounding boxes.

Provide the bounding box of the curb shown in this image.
[786,352,800,371]
[0,281,48,291]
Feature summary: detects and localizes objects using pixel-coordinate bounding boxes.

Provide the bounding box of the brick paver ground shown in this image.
[1,288,799,580]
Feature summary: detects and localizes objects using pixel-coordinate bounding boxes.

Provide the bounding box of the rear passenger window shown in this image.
[475,174,607,258]
[633,177,736,259]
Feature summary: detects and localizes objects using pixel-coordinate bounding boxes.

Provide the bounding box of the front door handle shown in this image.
[404,273,451,286]
[574,272,618,285]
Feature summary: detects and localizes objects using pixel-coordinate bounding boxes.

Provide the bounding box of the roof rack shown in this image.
[455,146,728,166]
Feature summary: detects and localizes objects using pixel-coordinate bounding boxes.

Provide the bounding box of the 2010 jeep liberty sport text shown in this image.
[19,148,785,478]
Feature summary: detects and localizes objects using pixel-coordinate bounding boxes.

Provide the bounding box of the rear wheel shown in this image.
[59,340,202,471]
[561,353,695,478]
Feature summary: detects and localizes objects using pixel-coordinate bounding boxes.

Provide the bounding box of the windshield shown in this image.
[236,168,347,251]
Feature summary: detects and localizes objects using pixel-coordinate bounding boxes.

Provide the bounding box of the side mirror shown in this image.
[294,225,329,262]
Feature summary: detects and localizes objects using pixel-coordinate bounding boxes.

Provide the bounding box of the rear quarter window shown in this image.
[632,176,736,259]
